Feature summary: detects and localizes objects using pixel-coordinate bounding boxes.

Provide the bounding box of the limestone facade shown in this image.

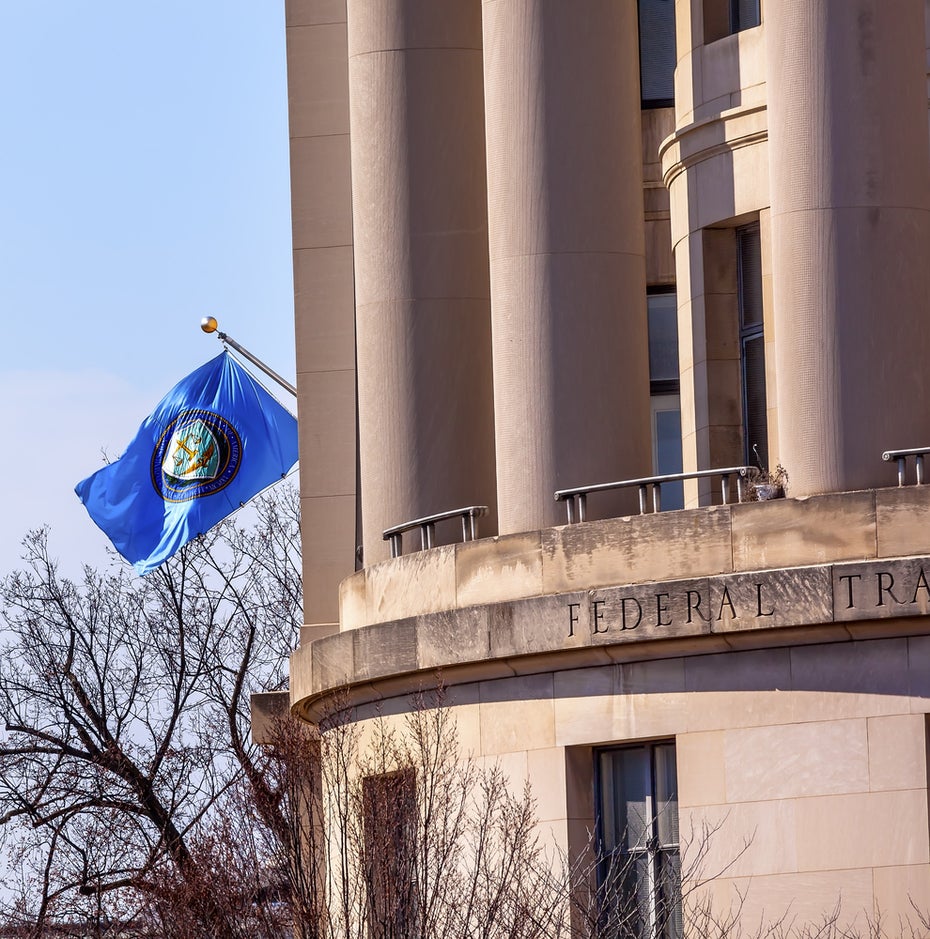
[279,0,930,928]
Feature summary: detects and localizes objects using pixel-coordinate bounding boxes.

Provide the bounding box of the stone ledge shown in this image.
[338,488,924,632]
[291,551,930,722]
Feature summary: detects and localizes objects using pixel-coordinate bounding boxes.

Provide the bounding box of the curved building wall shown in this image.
[280,0,930,929]
[667,0,930,503]
[336,645,930,926]
[662,12,771,504]
[290,487,930,927]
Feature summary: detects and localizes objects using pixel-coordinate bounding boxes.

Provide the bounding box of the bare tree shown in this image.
[0,487,302,937]
[254,690,757,939]
[252,691,574,939]
[4,492,924,939]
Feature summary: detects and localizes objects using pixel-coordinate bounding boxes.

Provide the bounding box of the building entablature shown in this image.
[659,102,767,192]
[289,485,930,722]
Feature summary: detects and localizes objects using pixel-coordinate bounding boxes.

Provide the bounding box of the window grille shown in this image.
[639,0,676,107]
[737,223,768,468]
[597,742,682,939]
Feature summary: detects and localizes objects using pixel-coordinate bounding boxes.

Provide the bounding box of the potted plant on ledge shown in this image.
[749,446,789,501]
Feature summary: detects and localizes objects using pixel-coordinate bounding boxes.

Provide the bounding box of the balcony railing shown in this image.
[555,466,754,524]
[383,505,489,558]
[882,447,930,486]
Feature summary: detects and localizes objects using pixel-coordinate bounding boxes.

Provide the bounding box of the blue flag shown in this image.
[75,351,299,575]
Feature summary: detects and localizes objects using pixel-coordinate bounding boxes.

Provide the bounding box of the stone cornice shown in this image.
[290,487,930,722]
[291,553,930,722]
[660,103,768,189]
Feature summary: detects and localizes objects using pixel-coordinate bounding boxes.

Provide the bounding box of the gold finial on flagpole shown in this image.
[198,317,297,397]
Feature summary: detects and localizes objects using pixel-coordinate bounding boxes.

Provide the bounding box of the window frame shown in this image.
[729,0,761,34]
[362,767,418,937]
[594,740,682,939]
[736,222,768,468]
[651,394,683,483]
[646,285,679,398]
[638,0,677,109]
[647,287,683,509]
[703,0,761,44]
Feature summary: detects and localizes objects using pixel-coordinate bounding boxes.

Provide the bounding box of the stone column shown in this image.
[347,0,497,565]
[766,0,930,495]
[286,0,356,637]
[482,0,652,534]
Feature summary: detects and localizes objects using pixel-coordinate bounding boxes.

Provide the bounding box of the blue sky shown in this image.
[0,2,296,577]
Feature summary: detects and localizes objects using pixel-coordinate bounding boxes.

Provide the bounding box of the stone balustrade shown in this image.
[291,486,930,720]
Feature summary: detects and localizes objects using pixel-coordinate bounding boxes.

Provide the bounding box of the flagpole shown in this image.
[200,317,297,397]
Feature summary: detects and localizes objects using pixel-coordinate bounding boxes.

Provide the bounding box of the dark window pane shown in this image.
[600,850,650,939]
[630,852,652,934]
[639,0,676,105]
[655,406,684,510]
[653,743,679,846]
[737,223,767,466]
[597,745,681,939]
[731,0,761,32]
[363,769,418,938]
[738,224,763,329]
[658,851,683,939]
[600,747,650,852]
[743,333,768,467]
[648,292,679,383]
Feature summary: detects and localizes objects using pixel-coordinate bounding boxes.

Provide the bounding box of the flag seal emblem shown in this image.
[77,352,298,574]
[151,409,242,502]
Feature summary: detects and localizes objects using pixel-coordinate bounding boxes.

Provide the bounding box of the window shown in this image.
[596,743,681,939]
[729,0,761,32]
[703,0,760,43]
[737,223,767,469]
[363,769,417,938]
[648,290,683,510]
[638,0,676,107]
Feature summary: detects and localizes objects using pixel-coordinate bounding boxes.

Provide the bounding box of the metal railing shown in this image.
[882,447,930,486]
[555,466,754,524]
[383,505,489,558]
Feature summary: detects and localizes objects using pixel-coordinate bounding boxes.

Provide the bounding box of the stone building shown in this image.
[269,0,930,928]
